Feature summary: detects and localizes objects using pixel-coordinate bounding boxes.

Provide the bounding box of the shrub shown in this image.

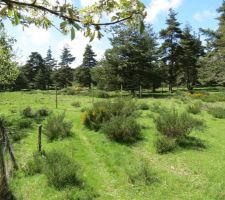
[60,87,77,95]
[45,113,73,141]
[208,107,225,119]
[94,91,110,98]
[127,160,158,185]
[139,102,149,110]
[155,136,177,154]
[71,101,81,107]
[82,98,137,131]
[21,107,34,118]
[101,116,141,143]
[45,150,82,190]
[25,152,45,175]
[16,118,33,129]
[187,101,202,114]
[36,108,49,117]
[155,109,204,138]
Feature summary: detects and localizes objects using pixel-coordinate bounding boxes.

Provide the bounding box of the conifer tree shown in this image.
[44,48,57,89]
[198,1,225,86]
[160,9,182,92]
[53,46,75,88]
[74,44,97,87]
[22,52,47,89]
[179,25,203,92]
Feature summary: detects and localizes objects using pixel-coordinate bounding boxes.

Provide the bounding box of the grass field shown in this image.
[1,90,225,200]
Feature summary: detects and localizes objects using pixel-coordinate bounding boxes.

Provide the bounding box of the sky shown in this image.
[4,0,224,67]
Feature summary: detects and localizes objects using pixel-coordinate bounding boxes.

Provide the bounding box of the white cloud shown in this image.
[193,10,216,22]
[146,0,183,22]
[57,32,105,67]
[20,25,51,45]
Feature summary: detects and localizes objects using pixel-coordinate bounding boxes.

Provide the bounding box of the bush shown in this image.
[60,87,77,95]
[94,91,110,98]
[15,118,33,129]
[101,116,141,143]
[155,108,204,138]
[127,160,158,185]
[45,113,73,141]
[155,136,177,154]
[25,152,45,175]
[36,108,49,117]
[138,102,149,110]
[21,107,34,118]
[208,107,225,119]
[187,101,202,114]
[82,98,137,131]
[45,150,82,190]
[71,101,81,107]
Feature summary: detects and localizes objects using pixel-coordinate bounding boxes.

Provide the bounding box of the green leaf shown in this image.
[8,8,13,17]
[89,31,95,42]
[111,16,117,21]
[60,21,67,30]
[71,27,75,40]
[73,23,81,30]
[14,10,20,25]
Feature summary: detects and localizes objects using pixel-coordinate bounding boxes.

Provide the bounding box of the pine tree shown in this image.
[91,24,160,92]
[53,46,75,87]
[44,48,57,88]
[82,45,97,68]
[179,25,203,92]
[22,52,47,89]
[59,46,75,68]
[160,9,182,92]
[74,44,97,87]
[198,1,225,86]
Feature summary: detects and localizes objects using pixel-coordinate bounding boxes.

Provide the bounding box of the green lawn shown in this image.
[1,90,225,200]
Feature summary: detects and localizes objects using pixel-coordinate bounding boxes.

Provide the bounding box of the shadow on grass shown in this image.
[177,136,207,150]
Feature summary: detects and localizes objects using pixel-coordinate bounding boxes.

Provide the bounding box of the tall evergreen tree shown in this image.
[22,52,47,89]
[179,26,204,92]
[44,48,57,88]
[91,24,160,92]
[198,1,225,86]
[74,44,97,87]
[59,46,75,67]
[160,9,182,92]
[82,45,97,68]
[53,46,75,88]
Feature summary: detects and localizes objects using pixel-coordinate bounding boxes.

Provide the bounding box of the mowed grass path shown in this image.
[0,91,225,200]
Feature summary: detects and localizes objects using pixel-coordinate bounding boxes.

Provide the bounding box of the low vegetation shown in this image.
[208,106,225,119]
[45,113,73,141]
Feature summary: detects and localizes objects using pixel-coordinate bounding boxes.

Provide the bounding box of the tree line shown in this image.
[1,1,225,93]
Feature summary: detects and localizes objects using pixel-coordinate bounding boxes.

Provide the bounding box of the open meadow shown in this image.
[0,88,225,200]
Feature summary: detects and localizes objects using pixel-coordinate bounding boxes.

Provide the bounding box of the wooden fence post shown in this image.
[38,125,42,153]
[139,85,142,99]
[6,132,18,170]
[91,83,94,103]
[120,83,123,98]
[55,86,58,109]
[0,126,7,189]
